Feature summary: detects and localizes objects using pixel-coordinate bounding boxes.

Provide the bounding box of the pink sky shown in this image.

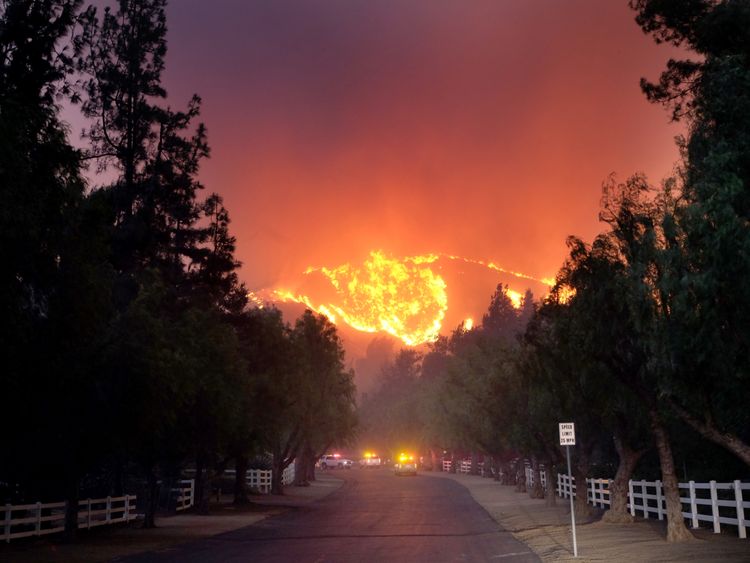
[69,1,683,354]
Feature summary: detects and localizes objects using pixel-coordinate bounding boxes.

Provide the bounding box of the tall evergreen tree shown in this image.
[192,193,247,314]
[82,0,207,285]
[81,0,247,527]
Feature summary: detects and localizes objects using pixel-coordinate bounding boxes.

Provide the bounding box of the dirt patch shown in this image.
[422,471,750,562]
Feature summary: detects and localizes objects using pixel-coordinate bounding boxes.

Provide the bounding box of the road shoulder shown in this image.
[421,471,750,563]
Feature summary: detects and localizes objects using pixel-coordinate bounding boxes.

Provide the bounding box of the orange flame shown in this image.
[251,251,553,346]
[554,284,576,305]
[274,251,447,346]
[506,289,523,308]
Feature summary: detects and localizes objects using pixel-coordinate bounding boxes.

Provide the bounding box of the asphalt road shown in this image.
[121,469,539,563]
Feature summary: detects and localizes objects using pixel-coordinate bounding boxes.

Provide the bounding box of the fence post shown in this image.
[35,502,42,536]
[710,480,720,534]
[106,496,112,523]
[689,481,699,529]
[628,480,635,517]
[87,499,92,529]
[124,495,130,521]
[190,479,195,508]
[606,479,612,507]
[656,480,664,521]
[589,479,595,507]
[734,480,746,540]
[4,503,11,542]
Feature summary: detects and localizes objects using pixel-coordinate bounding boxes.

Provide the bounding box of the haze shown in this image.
[74,0,683,350]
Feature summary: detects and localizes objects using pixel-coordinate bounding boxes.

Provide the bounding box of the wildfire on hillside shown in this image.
[249,251,553,346]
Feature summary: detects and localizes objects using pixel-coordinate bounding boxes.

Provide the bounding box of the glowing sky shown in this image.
[77,1,683,350]
[158,0,680,292]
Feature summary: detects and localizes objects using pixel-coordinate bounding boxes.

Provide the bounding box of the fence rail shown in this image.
[442,459,483,474]
[557,473,749,539]
[172,479,195,511]
[2,495,137,543]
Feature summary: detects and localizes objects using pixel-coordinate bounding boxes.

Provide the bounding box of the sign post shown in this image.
[559,422,578,558]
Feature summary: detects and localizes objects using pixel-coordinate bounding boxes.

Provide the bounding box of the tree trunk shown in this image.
[667,398,750,469]
[529,457,544,499]
[470,452,480,475]
[194,455,205,511]
[544,464,557,506]
[143,467,159,529]
[194,454,211,515]
[573,450,593,521]
[430,449,438,471]
[233,455,250,506]
[294,447,313,486]
[604,435,644,523]
[647,407,694,542]
[271,455,286,495]
[449,453,457,474]
[63,474,79,543]
[305,453,316,482]
[293,455,307,486]
[501,460,513,485]
[515,462,526,493]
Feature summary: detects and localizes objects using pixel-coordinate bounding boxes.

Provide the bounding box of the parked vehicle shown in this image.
[319,454,353,469]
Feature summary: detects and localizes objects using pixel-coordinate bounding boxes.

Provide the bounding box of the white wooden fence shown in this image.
[172,479,195,511]
[441,460,469,473]
[226,463,296,495]
[246,470,272,493]
[525,465,548,491]
[557,473,749,539]
[2,495,137,543]
[442,459,482,474]
[588,478,610,508]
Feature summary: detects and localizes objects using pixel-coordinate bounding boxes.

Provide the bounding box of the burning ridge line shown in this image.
[249,251,554,345]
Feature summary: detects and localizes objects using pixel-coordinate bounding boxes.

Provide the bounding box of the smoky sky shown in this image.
[79,0,683,301]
